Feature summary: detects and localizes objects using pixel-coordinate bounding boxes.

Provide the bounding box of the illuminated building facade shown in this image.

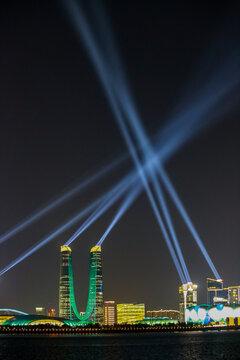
[47,308,56,317]
[35,307,46,316]
[207,278,226,305]
[0,316,14,325]
[1,315,77,327]
[147,309,179,320]
[59,246,72,319]
[137,317,178,325]
[228,286,240,305]
[84,246,104,324]
[104,301,116,325]
[206,278,240,306]
[186,304,240,325]
[60,245,104,324]
[0,309,28,325]
[179,283,197,322]
[117,303,145,324]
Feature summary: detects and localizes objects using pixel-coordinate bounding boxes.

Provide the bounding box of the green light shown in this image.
[68,247,103,324]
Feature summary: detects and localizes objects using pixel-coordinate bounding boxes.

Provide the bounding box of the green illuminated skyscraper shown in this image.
[59,246,73,319]
[59,245,104,324]
[85,246,104,324]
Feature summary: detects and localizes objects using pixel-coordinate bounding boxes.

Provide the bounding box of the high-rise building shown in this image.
[228,286,240,305]
[59,245,104,324]
[85,246,104,324]
[104,301,116,325]
[207,278,224,305]
[117,303,145,324]
[59,245,72,319]
[179,283,197,322]
[147,309,179,321]
[207,278,240,306]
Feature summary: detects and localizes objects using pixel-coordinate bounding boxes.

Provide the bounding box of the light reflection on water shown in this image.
[1,331,240,360]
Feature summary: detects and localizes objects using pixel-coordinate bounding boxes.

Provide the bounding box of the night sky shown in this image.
[0,0,239,314]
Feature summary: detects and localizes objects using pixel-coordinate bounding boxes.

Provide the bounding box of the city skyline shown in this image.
[0,0,239,313]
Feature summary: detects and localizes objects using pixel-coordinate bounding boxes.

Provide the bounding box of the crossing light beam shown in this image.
[0,154,126,245]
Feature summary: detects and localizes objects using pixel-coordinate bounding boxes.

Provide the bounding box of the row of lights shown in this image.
[0,324,226,334]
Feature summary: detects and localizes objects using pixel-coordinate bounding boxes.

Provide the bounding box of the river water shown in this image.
[1,330,240,360]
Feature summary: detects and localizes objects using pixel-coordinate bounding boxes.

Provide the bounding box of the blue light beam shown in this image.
[107,51,191,282]
[65,171,138,246]
[72,0,191,281]
[86,0,239,279]
[97,183,142,246]
[157,164,221,280]
[63,0,186,283]
[3,0,237,277]
[0,196,102,277]
[0,154,126,245]
[0,171,135,277]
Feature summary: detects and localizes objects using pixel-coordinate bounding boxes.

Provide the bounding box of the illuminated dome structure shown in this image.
[1,315,78,327]
[186,304,240,324]
[0,309,29,325]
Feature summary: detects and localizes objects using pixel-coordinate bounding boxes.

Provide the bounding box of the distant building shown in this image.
[35,307,46,316]
[47,308,56,317]
[207,278,226,305]
[186,304,240,325]
[59,246,72,319]
[104,301,116,325]
[117,303,145,324]
[207,278,240,306]
[147,309,179,321]
[179,283,197,322]
[213,290,228,305]
[228,286,240,305]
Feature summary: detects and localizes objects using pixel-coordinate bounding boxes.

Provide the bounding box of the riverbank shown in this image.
[0,324,239,335]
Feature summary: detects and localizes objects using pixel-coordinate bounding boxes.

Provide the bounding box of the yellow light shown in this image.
[29,319,65,326]
[117,303,145,324]
[0,316,14,325]
[90,246,101,252]
[61,245,72,252]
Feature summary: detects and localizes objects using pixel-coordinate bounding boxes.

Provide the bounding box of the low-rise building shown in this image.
[147,309,179,320]
[186,304,240,325]
[117,303,145,324]
[228,286,240,305]
[104,301,116,325]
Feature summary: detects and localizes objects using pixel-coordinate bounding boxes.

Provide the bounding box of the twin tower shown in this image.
[59,245,104,324]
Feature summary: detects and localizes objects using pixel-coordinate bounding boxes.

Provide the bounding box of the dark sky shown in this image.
[0,0,239,314]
